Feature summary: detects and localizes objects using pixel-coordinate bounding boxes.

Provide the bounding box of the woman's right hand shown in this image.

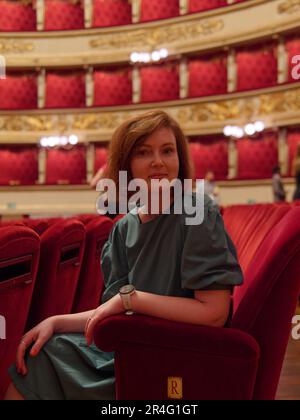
[16,317,56,376]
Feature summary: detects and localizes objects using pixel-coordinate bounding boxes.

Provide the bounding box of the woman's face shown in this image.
[130,127,180,187]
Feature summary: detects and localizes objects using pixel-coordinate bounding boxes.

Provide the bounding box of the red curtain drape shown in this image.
[287,128,300,176]
[46,146,87,185]
[93,67,132,106]
[188,53,227,97]
[45,71,86,108]
[140,0,179,22]
[189,136,228,180]
[0,0,36,31]
[94,145,108,173]
[188,0,227,13]
[44,0,84,30]
[92,0,132,27]
[140,62,180,103]
[0,146,38,185]
[0,73,37,109]
[237,132,278,179]
[236,43,278,91]
[286,36,300,83]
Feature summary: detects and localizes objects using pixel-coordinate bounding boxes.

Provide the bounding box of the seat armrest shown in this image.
[94,314,260,400]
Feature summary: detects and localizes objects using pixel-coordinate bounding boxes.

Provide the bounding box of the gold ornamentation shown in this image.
[278,0,300,14]
[0,41,34,54]
[90,19,224,49]
[0,87,300,134]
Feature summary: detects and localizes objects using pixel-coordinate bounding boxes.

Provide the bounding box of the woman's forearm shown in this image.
[52,310,95,333]
[131,291,229,327]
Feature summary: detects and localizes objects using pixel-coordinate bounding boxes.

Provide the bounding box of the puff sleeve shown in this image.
[181,199,243,291]
[100,222,129,303]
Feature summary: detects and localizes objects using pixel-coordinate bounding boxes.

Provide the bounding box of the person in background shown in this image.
[272,166,286,202]
[204,171,220,205]
[292,144,300,201]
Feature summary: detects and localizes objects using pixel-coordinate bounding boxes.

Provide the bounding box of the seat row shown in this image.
[0,214,116,398]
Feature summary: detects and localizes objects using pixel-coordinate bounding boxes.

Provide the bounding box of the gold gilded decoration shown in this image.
[278,0,300,14]
[0,41,34,54]
[90,19,224,49]
[0,87,300,135]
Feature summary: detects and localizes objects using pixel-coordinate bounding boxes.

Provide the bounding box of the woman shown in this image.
[5,110,243,400]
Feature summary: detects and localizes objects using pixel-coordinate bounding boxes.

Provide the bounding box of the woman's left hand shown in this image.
[85,294,124,346]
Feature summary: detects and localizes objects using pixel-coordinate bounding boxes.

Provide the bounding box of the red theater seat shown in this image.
[140,0,179,22]
[0,227,40,399]
[22,220,50,236]
[140,62,180,103]
[223,204,291,273]
[0,146,38,186]
[45,71,86,109]
[0,0,36,31]
[92,0,132,27]
[45,146,87,185]
[44,0,84,30]
[94,207,300,400]
[0,73,38,110]
[72,217,114,313]
[236,43,278,91]
[26,220,86,329]
[93,67,132,106]
[188,0,227,13]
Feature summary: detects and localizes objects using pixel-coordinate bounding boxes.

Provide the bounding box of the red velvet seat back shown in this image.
[0,73,37,110]
[0,146,38,186]
[45,71,86,109]
[0,227,40,399]
[92,0,132,27]
[188,53,227,97]
[26,220,86,329]
[232,208,300,399]
[72,217,114,313]
[45,146,87,185]
[93,67,132,106]
[189,137,228,180]
[44,0,84,30]
[188,0,227,13]
[140,0,179,22]
[22,220,51,236]
[0,0,36,31]
[236,43,277,91]
[223,204,291,273]
[140,62,180,103]
[236,132,278,180]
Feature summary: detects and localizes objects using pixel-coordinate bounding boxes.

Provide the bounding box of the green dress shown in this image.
[9,195,243,400]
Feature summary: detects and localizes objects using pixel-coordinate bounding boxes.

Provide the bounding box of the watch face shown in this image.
[120,284,135,294]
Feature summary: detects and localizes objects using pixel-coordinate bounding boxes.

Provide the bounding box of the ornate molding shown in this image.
[0,41,34,54]
[278,0,300,14]
[2,1,299,68]
[0,84,299,141]
[90,19,224,49]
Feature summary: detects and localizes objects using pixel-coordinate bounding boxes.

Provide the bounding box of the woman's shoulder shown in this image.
[181,192,218,226]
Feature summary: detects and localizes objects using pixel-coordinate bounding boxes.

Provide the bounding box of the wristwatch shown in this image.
[119,284,136,315]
